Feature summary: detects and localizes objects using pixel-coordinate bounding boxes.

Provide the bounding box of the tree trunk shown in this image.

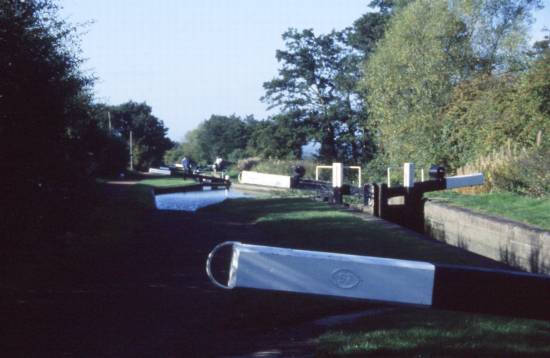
[319,124,337,161]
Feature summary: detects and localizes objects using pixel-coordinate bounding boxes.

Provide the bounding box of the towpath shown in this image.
[1,183,375,357]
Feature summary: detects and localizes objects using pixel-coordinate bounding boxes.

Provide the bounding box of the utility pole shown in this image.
[129,130,134,171]
[107,111,112,132]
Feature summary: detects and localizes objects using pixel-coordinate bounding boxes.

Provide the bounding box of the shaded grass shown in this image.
[137,177,196,188]
[426,191,550,230]
[315,308,550,357]
[2,183,158,289]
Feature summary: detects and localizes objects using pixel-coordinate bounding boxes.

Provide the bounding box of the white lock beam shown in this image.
[206,242,550,320]
[445,173,484,189]
[207,242,435,306]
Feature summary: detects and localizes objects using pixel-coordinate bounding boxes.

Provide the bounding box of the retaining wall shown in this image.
[424,201,550,274]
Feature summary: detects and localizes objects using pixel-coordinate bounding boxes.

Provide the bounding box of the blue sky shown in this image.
[60,0,549,141]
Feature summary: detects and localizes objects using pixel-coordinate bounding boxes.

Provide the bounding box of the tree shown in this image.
[262,28,367,162]
[439,37,549,169]
[108,101,173,171]
[362,0,472,166]
[362,0,544,168]
[171,115,255,165]
[195,115,252,162]
[1,0,95,240]
[247,115,307,159]
[451,0,542,73]
[349,0,413,55]
[163,141,186,167]
[1,0,92,179]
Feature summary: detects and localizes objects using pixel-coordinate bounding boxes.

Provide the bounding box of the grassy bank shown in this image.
[204,198,504,268]
[2,177,197,289]
[203,198,509,267]
[314,308,550,356]
[2,181,156,290]
[426,191,550,230]
[203,197,550,356]
[137,177,196,188]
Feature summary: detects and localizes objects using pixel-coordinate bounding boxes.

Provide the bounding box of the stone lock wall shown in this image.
[424,201,550,274]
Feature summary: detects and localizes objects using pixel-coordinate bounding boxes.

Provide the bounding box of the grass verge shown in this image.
[314,308,550,357]
[137,177,196,187]
[426,191,550,230]
[202,197,508,267]
[203,197,550,356]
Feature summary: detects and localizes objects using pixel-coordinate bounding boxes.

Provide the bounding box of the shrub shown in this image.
[237,157,261,171]
[456,142,549,197]
[239,159,320,179]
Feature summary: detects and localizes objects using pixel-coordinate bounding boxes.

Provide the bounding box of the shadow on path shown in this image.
[1,184,374,357]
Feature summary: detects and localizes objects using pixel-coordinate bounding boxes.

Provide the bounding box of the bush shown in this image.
[250,160,319,179]
[492,146,549,197]
[237,157,261,171]
[456,143,549,197]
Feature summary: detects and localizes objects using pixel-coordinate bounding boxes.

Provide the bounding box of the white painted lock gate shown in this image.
[206,242,435,306]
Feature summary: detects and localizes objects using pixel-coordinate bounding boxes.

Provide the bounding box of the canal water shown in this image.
[155,188,252,212]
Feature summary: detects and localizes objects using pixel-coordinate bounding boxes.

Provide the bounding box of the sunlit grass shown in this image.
[426,191,550,230]
[203,197,550,355]
[315,309,550,356]
[138,177,196,188]
[203,198,507,267]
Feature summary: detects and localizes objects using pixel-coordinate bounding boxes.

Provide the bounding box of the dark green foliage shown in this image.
[163,141,186,167]
[0,1,141,245]
[1,0,90,182]
[170,114,306,164]
[349,0,411,55]
[0,0,94,242]
[262,28,368,163]
[195,114,252,163]
[179,114,254,164]
[246,114,307,159]
[86,129,129,177]
[106,101,173,171]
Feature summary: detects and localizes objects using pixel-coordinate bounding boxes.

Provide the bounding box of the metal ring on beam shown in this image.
[205,241,240,290]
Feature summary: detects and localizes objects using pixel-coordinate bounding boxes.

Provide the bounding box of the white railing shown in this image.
[315,163,362,187]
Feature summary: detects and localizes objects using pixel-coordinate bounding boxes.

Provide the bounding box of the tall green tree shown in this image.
[175,115,254,164]
[362,0,544,168]
[349,0,413,55]
[1,0,96,240]
[1,0,92,180]
[247,114,307,159]
[198,115,253,162]
[363,0,472,166]
[108,101,173,171]
[262,28,367,162]
[451,0,542,73]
